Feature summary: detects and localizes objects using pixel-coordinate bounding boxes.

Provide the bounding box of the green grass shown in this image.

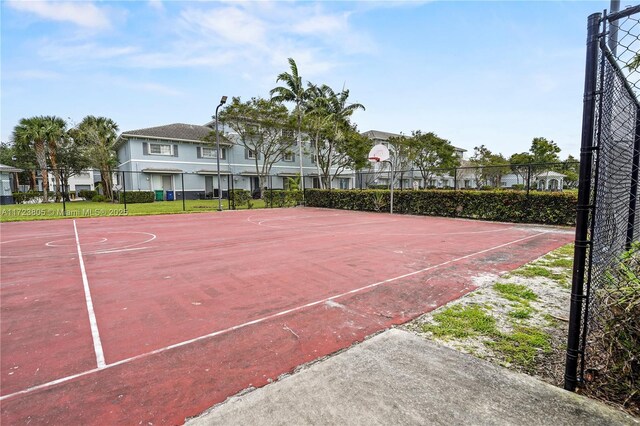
[0,199,270,222]
[422,305,498,339]
[488,326,552,367]
[552,244,575,257]
[508,306,535,319]
[493,283,538,303]
[543,258,574,268]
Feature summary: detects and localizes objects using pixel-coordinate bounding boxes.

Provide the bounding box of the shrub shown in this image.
[263,190,303,207]
[230,189,251,207]
[78,190,97,200]
[92,194,107,202]
[12,191,43,204]
[119,191,154,204]
[585,243,640,413]
[305,189,577,225]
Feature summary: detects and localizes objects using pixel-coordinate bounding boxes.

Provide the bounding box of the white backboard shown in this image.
[368,144,390,162]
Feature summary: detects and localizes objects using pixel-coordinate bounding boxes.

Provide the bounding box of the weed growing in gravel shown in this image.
[422,305,497,339]
[494,283,538,304]
[489,326,552,368]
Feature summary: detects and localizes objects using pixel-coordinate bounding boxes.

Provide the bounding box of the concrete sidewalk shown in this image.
[187,329,637,425]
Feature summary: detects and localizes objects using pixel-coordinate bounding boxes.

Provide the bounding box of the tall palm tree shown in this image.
[42,116,67,201]
[270,58,308,189]
[77,116,119,201]
[306,84,365,189]
[13,116,50,202]
[317,85,365,188]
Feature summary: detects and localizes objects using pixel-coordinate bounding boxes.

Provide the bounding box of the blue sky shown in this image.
[0,1,623,158]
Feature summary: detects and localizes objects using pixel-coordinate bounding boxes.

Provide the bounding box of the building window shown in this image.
[246,149,257,160]
[150,143,173,156]
[283,152,294,162]
[199,146,226,159]
[339,178,349,190]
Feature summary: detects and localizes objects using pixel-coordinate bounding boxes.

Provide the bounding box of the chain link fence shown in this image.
[355,162,579,193]
[565,6,640,413]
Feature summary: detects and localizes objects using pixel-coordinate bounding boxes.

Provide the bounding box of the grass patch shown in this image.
[494,283,538,303]
[0,199,269,222]
[509,306,535,319]
[422,305,498,339]
[542,313,559,327]
[545,258,573,268]
[488,326,552,367]
[512,265,558,279]
[553,244,575,257]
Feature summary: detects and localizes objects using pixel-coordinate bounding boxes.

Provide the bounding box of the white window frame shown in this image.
[283,152,294,162]
[149,143,173,156]
[247,149,257,160]
[201,146,226,159]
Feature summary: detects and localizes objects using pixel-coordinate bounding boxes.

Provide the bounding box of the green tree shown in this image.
[411,131,459,187]
[219,96,296,197]
[42,116,68,201]
[509,152,533,188]
[562,154,580,188]
[12,116,50,201]
[270,58,309,187]
[56,131,92,200]
[0,141,37,190]
[74,116,119,201]
[470,145,509,188]
[305,84,365,188]
[530,137,561,164]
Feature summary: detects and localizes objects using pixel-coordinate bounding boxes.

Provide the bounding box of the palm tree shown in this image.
[42,116,67,201]
[270,58,308,189]
[76,116,119,201]
[304,84,365,188]
[13,116,50,202]
[324,85,365,188]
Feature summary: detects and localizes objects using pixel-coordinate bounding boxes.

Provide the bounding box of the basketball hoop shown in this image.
[368,156,381,163]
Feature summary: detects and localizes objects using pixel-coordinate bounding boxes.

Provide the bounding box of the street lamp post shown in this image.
[215,95,228,212]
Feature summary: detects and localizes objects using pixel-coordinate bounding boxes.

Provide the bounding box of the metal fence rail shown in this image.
[565,7,640,408]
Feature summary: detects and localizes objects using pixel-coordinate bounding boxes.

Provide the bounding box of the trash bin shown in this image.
[166,190,174,201]
[154,190,164,201]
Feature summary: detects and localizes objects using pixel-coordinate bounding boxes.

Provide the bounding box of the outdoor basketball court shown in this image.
[0,208,573,424]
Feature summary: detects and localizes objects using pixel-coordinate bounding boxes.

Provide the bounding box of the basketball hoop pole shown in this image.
[369,157,394,214]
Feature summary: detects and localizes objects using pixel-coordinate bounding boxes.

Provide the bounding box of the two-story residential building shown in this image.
[116,123,352,200]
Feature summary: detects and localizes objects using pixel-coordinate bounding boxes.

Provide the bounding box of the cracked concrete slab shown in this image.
[187,329,637,425]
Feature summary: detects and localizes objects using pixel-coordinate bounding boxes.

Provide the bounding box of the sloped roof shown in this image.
[0,164,23,173]
[362,129,466,152]
[120,123,214,143]
[361,130,405,140]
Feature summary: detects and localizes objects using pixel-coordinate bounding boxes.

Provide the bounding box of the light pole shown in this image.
[215,95,227,212]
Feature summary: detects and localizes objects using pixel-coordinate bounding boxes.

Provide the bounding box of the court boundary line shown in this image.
[0,230,547,402]
[73,220,106,369]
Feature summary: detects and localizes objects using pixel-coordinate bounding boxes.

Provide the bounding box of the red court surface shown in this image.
[0,208,573,424]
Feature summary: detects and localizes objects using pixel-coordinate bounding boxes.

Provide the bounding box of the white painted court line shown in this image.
[73,220,106,369]
[0,230,548,402]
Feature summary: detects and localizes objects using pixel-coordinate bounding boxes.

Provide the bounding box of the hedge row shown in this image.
[264,190,303,207]
[78,190,97,200]
[12,191,43,204]
[304,189,577,225]
[119,191,154,204]
[230,189,251,206]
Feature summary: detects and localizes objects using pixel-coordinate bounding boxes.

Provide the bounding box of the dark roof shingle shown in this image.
[120,123,213,142]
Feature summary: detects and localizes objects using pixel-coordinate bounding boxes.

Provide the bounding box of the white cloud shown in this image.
[6,1,112,30]
[37,41,137,62]
[148,0,164,12]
